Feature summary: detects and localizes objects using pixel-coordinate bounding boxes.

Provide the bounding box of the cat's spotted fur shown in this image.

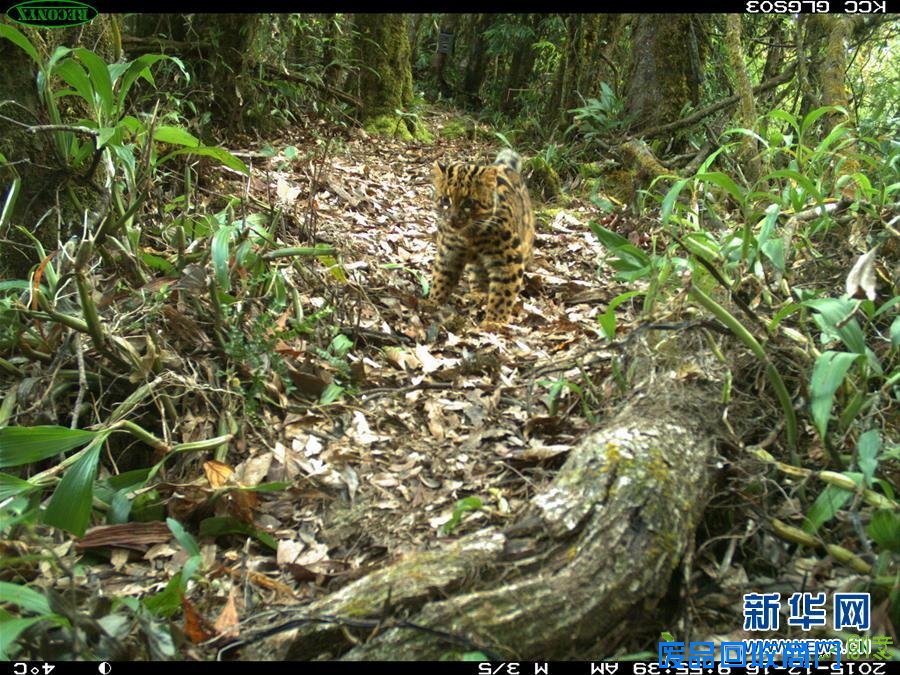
[430,150,534,324]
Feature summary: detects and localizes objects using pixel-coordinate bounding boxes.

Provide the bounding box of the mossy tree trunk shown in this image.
[351,13,413,122]
[799,15,861,198]
[725,15,761,183]
[240,335,725,660]
[762,17,788,81]
[624,14,698,134]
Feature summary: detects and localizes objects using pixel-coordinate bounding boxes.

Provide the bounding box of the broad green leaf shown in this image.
[857,429,881,486]
[97,126,118,149]
[74,48,113,115]
[681,232,723,263]
[598,290,644,339]
[800,105,846,138]
[760,239,785,273]
[42,436,104,536]
[55,59,94,107]
[462,652,490,661]
[764,169,822,204]
[589,221,630,249]
[814,125,850,157]
[809,351,860,439]
[0,280,29,292]
[803,297,867,355]
[319,382,344,405]
[867,510,900,553]
[115,54,169,112]
[0,24,40,67]
[0,581,51,614]
[108,490,132,524]
[757,204,780,247]
[721,127,769,149]
[211,225,234,290]
[891,316,900,350]
[696,172,745,208]
[802,483,853,534]
[45,45,74,79]
[160,146,249,175]
[871,295,899,318]
[0,426,97,468]
[108,61,129,84]
[697,143,733,174]
[141,253,176,276]
[0,616,45,659]
[153,125,199,147]
[660,178,689,226]
[767,109,800,136]
[330,333,353,358]
[142,573,183,617]
[167,517,200,556]
[0,473,38,501]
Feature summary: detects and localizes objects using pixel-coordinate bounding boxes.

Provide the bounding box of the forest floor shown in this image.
[27,113,656,655]
[205,113,628,602]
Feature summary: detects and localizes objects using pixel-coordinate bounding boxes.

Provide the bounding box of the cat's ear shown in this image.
[432,161,446,181]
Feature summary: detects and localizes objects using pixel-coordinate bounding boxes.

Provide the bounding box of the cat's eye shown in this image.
[461,198,474,210]
[438,196,450,208]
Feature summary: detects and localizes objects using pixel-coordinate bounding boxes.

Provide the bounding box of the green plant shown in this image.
[442,496,483,535]
[567,83,631,140]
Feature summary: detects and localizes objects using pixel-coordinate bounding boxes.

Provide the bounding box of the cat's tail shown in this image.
[494,148,522,173]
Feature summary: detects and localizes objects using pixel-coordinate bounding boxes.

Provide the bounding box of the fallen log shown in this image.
[239,334,724,660]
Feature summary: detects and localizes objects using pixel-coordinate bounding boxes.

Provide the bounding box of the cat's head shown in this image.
[432,161,498,228]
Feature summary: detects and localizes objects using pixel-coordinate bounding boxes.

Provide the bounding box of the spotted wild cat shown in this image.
[429,149,534,324]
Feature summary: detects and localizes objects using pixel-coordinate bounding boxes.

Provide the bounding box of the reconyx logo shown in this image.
[6,0,97,28]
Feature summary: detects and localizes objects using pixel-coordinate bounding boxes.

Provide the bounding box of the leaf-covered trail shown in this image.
[237,116,625,589]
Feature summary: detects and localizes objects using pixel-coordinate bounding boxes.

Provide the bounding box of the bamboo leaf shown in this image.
[43,436,105,536]
[0,426,97,468]
[809,351,860,439]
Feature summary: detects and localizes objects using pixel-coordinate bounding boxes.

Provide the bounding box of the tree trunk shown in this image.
[351,13,413,121]
[800,15,861,198]
[499,15,539,117]
[461,14,494,107]
[624,14,697,133]
[762,17,787,82]
[432,14,459,99]
[725,15,761,183]
[547,15,583,128]
[240,336,724,660]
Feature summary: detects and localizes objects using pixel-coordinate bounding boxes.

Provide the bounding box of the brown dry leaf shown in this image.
[182,597,215,644]
[213,587,241,639]
[235,453,273,486]
[383,346,421,370]
[423,398,448,440]
[110,549,130,570]
[204,460,234,489]
[76,522,173,551]
[222,489,258,523]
